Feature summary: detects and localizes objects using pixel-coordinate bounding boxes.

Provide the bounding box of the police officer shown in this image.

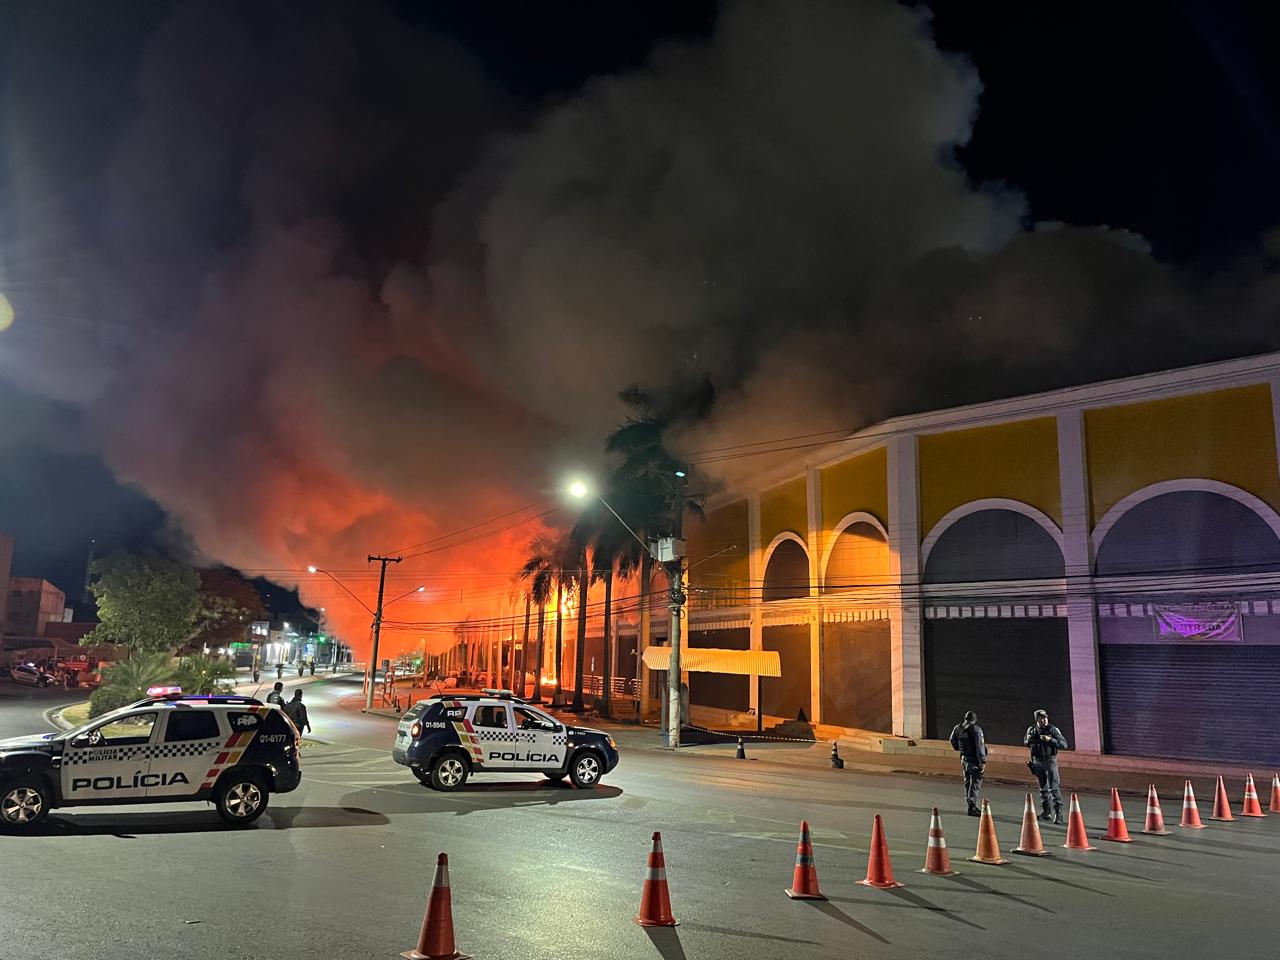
[1024,708,1069,823]
[949,710,986,816]
[266,681,286,707]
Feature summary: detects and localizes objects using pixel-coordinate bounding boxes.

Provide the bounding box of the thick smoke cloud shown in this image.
[2,0,1278,649]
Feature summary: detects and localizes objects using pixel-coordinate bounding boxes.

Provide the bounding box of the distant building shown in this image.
[5,577,66,640]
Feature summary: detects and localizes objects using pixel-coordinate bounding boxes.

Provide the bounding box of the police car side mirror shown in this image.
[71,734,91,748]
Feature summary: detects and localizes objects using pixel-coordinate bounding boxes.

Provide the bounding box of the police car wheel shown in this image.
[215,773,269,824]
[0,779,50,829]
[568,751,603,789]
[430,754,469,791]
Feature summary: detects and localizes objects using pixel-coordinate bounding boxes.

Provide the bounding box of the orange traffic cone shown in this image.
[1102,788,1132,843]
[401,853,471,960]
[1141,784,1171,836]
[1180,780,1204,829]
[1013,793,1048,856]
[635,832,678,927]
[858,814,905,888]
[1209,775,1235,822]
[1063,793,1097,850]
[969,799,1009,865]
[785,820,827,899]
[1270,774,1280,814]
[1241,774,1267,818]
[919,807,957,876]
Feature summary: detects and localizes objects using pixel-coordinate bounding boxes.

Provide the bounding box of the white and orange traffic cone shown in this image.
[1209,775,1235,822]
[635,832,678,927]
[1102,788,1132,843]
[1141,784,1171,836]
[1180,780,1205,829]
[1270,774,1280,814]
[969,799,1009,865]
[785,820,827,899]
[1241,774,1267,818]
[1063,793,1097,850]
[858,814,905,888]
[920,807,956,876]
[1013,793,1048,856]
[401,853,471,960]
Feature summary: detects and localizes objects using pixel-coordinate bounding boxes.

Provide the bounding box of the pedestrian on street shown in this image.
[276,662,284,680]
[266,681,285,706]
[297,661,304,678]
[949,710,987,816]
[1025,708,1069,823]
[252,662,261,685]
[309,660,315,677]
[283,690,311,734]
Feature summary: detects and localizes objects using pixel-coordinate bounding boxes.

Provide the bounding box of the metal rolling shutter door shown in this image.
[1101,644,1280,765]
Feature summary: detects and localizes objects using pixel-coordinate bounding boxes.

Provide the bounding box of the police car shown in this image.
[392,690,619,791]
[0,689,302,831]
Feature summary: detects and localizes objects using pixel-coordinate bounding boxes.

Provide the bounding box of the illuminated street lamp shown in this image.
[567,472,689,748]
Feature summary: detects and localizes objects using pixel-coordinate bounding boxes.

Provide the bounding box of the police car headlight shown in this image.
[607,736,617,749]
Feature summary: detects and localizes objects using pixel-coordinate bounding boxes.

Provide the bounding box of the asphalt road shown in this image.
[1,676,1276,959]
[0,680,79,739]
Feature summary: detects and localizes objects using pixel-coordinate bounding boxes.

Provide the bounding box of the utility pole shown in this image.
[662,473,688,750]
[366,554,402,710]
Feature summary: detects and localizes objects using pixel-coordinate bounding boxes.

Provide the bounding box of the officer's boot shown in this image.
[1038,798,1053,822]
[1052,802,1064,825]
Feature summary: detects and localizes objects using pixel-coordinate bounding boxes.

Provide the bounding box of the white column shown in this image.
[806,468,823,724]
[748,495,762,719]
[887,435,924,738]
[1058,409,1103,753]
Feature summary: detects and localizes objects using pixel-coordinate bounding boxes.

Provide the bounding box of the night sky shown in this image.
[2,1,1280,631]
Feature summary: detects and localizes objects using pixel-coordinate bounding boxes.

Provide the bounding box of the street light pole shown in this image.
[366,554,402,710]
[664,473,687,750]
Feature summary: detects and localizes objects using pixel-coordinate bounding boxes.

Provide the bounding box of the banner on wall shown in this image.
[1152,602,1243,642]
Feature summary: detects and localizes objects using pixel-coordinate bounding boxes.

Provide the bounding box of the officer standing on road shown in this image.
[266,681,285,706]
[283,690,311,734]
[949,710,987,816]
[1025,708,1069,823]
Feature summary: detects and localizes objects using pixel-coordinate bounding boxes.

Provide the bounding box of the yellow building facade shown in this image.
[657,353,1280,764]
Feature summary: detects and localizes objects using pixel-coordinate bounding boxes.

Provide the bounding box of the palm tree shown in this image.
[89,651,175,717]
[519,534,574,705]
[601,385,708,723]
[569,535,592,712]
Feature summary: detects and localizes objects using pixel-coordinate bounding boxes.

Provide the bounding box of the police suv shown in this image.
[0,690,302,831]
[392,690,619,791]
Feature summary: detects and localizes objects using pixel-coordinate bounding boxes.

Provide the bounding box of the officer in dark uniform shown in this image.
[949,710,987,816]
[1024,708,1069,823]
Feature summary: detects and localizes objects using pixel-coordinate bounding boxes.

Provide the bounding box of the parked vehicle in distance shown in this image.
[7,663,57,688]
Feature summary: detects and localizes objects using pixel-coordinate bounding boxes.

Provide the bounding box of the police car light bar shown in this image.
[146,685,183,697]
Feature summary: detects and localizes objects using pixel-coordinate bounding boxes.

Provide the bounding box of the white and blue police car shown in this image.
[392,689,619,791]
[0,689,302,831]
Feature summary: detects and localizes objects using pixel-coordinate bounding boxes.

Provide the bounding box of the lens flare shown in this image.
[0,292,14,332]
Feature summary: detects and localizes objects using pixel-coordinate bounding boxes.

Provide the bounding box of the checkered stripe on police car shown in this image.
[553,735,567,746]
[474,730,513,742]
[151,739,220,759]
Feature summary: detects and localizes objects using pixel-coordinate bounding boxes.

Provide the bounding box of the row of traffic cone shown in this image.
[403,773,1280,955]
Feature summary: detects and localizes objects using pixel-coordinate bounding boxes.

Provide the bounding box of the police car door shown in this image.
[61,710,159,802]
[470,703,516,770]
[511,705,563,771]
[147,708,225,798]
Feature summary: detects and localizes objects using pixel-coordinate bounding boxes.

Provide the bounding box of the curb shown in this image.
[46,703,83,731]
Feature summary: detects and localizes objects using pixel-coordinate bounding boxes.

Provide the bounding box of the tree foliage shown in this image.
[87,652,176,717]
[83,552,205,653]
[173,653,236,695]
[192,569,267,649]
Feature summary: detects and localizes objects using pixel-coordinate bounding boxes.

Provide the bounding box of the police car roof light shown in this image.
[146,685,183,696]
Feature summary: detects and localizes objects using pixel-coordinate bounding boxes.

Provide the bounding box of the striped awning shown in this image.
[642,646,781,677]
